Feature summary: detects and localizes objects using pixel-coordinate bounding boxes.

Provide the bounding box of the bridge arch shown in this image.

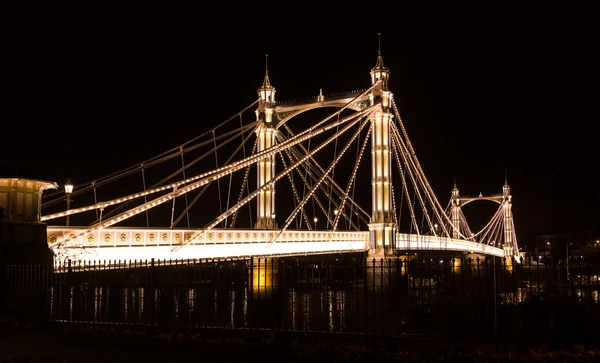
[275,94,368,130]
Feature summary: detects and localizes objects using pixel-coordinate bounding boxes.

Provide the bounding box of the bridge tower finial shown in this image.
[451,176,459,197]
[503,171,510,197]
[370,33,390,89]
[260,54,274,93]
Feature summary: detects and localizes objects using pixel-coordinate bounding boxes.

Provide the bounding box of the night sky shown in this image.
[3,9,598,246]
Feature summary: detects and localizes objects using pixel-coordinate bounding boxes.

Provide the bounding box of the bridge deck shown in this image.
[46,227,503,262]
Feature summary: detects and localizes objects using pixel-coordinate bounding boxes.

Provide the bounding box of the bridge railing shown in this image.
[396,233,505,257]
[47,227,370,249]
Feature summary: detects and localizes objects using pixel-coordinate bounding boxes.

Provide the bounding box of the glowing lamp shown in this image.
[64,180,74,194]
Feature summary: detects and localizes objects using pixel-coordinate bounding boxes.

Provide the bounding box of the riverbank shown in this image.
[1,320,600,362]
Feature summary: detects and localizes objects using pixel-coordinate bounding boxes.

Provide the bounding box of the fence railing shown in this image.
[1,256,600,341]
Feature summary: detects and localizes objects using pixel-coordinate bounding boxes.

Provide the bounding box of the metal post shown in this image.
[493,256,497,336]
[141,165,150,227]
[150,258,155,328]
[65,195,71,226]
[67,259,72,327]
[248,258,253,336]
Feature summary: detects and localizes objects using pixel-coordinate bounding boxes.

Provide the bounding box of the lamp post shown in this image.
[434,223,439,236]
[313,217,318,230]
[65,179,73,226]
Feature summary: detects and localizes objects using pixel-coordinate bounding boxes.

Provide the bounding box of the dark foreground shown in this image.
[1,320,600,362]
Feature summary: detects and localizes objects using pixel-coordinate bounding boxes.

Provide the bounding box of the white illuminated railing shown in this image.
[47,227,370,263]
[46,228,505,263]
[47,227,369,248]
[395,233,504,257]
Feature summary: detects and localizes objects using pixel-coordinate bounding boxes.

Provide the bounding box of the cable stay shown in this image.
[42,100,259,207]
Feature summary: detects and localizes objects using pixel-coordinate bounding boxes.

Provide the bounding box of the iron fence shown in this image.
[1,255,600,341]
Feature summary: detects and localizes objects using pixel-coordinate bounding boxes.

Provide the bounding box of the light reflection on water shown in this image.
[53,283,356,331]
[56,283,600,330]
[48,270,600,334]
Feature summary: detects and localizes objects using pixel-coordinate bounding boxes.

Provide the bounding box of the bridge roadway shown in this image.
[46,227,504,263]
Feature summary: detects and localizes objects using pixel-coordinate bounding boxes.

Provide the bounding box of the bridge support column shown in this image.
[451,182,461,239]
[368,52,396,257]
[502,179,514,260]
[250,257,279,296]
[254,60,278,230]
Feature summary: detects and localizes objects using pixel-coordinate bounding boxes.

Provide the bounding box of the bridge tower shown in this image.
[367,43,396,257]
[450,179,461,239]
[254,55,278,230]
[502,176,514,259]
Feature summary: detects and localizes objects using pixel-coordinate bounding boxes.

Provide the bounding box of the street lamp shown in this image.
[434,223,439,235]
[65,179,74,226]
[313,217,318,229]
[333,209,339,216]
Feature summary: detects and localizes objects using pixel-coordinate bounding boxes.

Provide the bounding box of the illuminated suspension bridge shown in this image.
[40,48,520,264]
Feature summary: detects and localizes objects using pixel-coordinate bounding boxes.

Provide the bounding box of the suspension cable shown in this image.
[280,123,370,221]
[277,133,363,230]
[172,107,374,251]
[96,122,259,225]
[212,129,223,226]
[389,126,420,234]
[171,122,259,228]
[141,165,150,227]
[327,113,340,229]
[180,145,191,227]
[392,99,453,235]
[276,149,313,230]
[269,115,371,246]
[43,121,258,223]
[43,100,259,206]
[50,104,376,248]
[230,137,258,228]
[277,131,368,229]
[331,121,371,232]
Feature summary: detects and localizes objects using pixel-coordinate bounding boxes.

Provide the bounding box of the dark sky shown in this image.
[4,8,599,245]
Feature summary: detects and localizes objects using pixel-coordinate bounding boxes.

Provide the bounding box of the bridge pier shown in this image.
[250,257,279,296]
[365,256,401,289]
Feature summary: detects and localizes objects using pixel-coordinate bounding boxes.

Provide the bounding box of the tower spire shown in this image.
[370,33,390,88]
[258,54,275,103]
[452,175,460,197]
[261,54,272,89]
[503,170,511,197]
